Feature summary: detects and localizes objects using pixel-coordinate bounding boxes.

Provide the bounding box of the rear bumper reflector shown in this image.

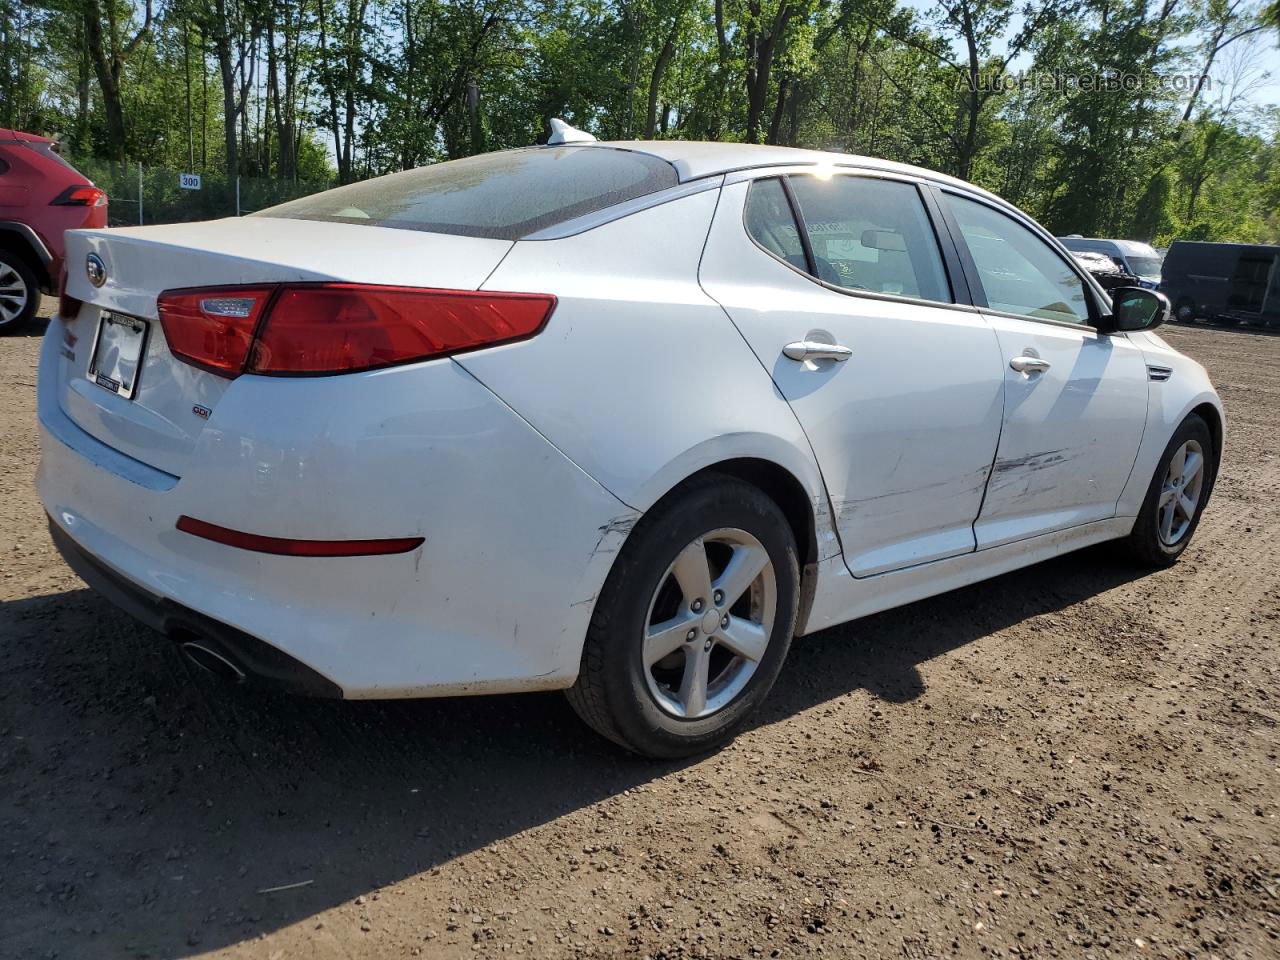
[176,515,424,557]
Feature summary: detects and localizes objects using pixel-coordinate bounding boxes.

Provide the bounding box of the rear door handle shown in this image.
[783,341,853,362]
[1009,355,1051,374]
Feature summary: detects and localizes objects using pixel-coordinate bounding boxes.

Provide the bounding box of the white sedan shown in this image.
[39,128,1222,757]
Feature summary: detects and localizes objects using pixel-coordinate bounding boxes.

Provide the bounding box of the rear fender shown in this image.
[0,221,54,287]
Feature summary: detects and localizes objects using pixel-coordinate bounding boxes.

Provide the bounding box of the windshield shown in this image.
[256,147,679,240]
[1126,256,1162,277]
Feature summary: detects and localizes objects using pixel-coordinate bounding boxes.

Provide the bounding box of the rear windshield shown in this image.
[1126,256,1162,276]
[256,146,679,240]
[29,141,77,171]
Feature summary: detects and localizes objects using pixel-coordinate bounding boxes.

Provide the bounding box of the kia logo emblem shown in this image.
[86,253,107,287]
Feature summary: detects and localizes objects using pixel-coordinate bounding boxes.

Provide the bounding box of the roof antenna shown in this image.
[546,118,597,145]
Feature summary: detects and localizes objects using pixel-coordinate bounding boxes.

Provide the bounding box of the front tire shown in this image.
[0,250,39,334]
[567,474,800,758]
[1123,414,1216,567]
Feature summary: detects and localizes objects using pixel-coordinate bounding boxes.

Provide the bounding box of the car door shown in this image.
[699,171,1005,578]
[938,189,1149,548]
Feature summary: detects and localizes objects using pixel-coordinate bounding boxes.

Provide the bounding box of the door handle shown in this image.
[1009,355,1051,374]
[783,341,853,362]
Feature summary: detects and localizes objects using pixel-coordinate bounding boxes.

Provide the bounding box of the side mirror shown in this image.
[1100,286,1168,333]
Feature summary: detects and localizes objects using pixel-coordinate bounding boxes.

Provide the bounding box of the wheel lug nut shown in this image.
[713,590,723,605]
[691,599,704,612]
[721,614,730,627]
[704,639,713,651]
[686,629,697,642]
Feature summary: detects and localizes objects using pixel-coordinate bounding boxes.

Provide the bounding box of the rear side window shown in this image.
[744,178,807,270]
[788,175,952,304]
[256,147,678,240]
[28,141,76,171]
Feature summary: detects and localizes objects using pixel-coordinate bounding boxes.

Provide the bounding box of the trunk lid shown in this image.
[57,218,513,477]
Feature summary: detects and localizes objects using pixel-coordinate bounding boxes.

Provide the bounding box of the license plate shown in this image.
[88,311,149,399]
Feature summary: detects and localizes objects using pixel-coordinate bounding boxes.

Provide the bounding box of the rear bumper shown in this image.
[49,517,341,697]
[38,316,638,699]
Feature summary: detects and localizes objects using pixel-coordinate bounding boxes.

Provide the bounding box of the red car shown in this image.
[0,129,107,333]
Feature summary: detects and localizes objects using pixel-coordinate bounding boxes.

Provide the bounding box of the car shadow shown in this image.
[1,544,1145,958]
[14,310,52,339]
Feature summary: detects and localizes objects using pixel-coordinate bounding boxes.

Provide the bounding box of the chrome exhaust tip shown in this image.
[179,640,247,685]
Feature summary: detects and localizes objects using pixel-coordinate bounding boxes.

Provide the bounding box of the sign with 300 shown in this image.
[179,173,202,190]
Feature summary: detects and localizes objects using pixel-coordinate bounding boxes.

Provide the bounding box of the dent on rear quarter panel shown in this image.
[457,189,840,563]
[43,348,639,698]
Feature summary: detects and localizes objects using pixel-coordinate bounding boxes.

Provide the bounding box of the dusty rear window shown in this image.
[255,147,678,240]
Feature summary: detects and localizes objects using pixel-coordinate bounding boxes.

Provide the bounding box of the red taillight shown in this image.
[176,515,424,557]
[52,185,108,207]
[156,283,554,378]
[251,285,554,375]
[157,287,275,376]
[58,267,82,320]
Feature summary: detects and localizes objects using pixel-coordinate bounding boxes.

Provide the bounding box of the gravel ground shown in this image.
[2,298,1278,960]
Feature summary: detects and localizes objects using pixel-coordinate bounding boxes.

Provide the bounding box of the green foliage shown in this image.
[2,0,1276,242]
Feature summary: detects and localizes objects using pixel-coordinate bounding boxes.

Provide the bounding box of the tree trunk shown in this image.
[82,6,125,161]
[745,2,792,144]
[218,48,238,177]
[211,0,239,177]
[316,0,346,181]
[767,74,790,145]
[957,4,981,180]
[76,18,91,152]
[644,20,679,139]
[81,0,153,161]
[184,21,194,169]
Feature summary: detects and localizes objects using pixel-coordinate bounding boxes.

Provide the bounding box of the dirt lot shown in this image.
[2,300,1277,960]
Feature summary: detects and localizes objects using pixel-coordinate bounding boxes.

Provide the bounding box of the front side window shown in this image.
[257,146,678,241]
[744,177,808,271]
[946,193,1091,325]
[788,175,952,304]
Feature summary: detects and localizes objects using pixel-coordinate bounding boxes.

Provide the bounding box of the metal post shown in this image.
[235,176,241,217]
[138,162,144,225]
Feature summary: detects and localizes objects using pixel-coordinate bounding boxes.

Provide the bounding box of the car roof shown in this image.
[0,128,57,144]
[581,140,1006,204]
[1059,236,1157,256]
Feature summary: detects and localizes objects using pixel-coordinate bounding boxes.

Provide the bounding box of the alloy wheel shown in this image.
[0,262,29,325]
[1157,439,1205,546]
[641,528,776,719]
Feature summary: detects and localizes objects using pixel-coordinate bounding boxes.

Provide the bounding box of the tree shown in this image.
[1,0,1276,243]
[1181,0,1268,123]
[80,0,154,159]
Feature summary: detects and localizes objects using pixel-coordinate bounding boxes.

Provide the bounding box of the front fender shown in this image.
[1116,333,1225,517]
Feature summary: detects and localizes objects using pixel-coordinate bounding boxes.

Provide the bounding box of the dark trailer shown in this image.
[1161,240,1280,327]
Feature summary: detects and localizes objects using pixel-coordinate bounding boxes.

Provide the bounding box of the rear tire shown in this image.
[1122,415,1216,567]
[566,473,800,758]
[0,249,39,334]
